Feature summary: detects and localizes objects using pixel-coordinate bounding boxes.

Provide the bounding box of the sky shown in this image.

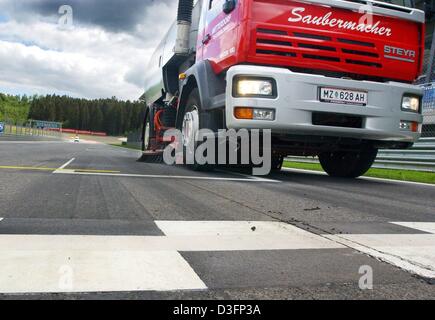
[0,0,178,100]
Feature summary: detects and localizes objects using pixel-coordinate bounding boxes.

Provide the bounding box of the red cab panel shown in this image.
[200,0,424,82]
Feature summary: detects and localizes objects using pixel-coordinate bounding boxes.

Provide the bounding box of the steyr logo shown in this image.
[384,46,416,63]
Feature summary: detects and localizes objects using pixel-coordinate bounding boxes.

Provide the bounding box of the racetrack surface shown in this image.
[0,137,434,299]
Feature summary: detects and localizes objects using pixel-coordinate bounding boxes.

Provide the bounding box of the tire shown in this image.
[319,148,378,178]
[270,155,284,173]
[181,89,213,171]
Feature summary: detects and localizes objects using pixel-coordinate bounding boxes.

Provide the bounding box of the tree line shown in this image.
[0,93,30,124]
[0,93,146,136]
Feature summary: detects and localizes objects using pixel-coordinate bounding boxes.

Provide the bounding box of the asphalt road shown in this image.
[0,136,434,300]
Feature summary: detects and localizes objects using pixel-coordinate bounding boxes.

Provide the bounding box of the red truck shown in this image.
[142,0,425,177]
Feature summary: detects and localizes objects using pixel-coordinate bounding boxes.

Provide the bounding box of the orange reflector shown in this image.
[411,122,419,133]
[234,107,253,120]
[179,73,187,80]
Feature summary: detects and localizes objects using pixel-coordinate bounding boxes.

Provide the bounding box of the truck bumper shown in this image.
[225,65,423,143]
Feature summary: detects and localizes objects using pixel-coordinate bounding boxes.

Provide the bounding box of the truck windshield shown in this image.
[374,0,413,7]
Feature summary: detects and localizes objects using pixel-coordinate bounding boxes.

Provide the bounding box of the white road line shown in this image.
[253,176,280,182]
[54,170,280,183]
[154,221,344,250]
[215,169,281,183]
[361,176,435,187]
[215,169,279,183]
[0,232,345,252]
[0,218,3,223]
[392,222,435,234]
[53,158,75,173]
[282,167,326,176]
[0,247,206,294]
[325,222,435,279]
[0,221,343,294]
[282,167,435,187]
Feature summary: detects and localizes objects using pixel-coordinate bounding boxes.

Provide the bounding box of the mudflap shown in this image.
[137,150,165,163]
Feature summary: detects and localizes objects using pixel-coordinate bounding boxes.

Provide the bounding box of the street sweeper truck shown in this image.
[142,0,425,177]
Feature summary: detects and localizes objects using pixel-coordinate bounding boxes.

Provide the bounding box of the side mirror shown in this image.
[223,0,236,14]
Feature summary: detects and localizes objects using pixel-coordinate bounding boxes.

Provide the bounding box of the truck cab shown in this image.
[143,0,425,177]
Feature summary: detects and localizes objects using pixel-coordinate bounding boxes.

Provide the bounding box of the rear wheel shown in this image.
[319,148,378,178]
[138,109,164,163]
[142,111,152,152]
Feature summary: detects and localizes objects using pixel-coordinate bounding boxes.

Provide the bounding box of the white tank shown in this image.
[143,0,202,105]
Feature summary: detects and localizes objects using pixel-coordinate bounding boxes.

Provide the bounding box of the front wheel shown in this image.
[319,148,378,178]
[181,89,213,171]
[270,155,284,173]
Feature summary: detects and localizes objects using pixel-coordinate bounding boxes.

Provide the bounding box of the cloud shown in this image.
[0,0,176,34]
[0,0,178,100]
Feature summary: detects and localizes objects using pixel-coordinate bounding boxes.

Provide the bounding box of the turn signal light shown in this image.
[234,107,254,120]
[234,107,276,121]
[400,121,419,133]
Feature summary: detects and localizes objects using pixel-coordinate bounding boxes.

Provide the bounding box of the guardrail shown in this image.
[286,138,435,173]
[0,122,61,138]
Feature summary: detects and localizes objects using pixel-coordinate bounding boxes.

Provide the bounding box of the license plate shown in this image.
[319,87,368,106]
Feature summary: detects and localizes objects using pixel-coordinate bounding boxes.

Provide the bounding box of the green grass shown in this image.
[283,161,435,184]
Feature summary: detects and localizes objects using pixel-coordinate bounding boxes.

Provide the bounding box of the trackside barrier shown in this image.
[286,138,435,173]
[61,128,107,136]
[0,120,61,138]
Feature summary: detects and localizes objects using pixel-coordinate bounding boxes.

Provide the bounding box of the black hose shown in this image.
[177,0,194,23]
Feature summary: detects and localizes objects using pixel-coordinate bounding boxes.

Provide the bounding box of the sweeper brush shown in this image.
[137,150,164,163]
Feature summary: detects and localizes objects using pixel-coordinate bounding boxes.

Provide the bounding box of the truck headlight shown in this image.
[233,77,277,98]
[402,95,420,113]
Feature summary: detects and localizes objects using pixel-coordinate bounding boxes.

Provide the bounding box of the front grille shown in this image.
[337,38,374,48]
[257,38,292,47]
[298,43,336,52]
[294,32,331,41]
[252,26,409,82]
[256,49,296,57]
[255,28,382,70]
[345,59,382,68]
[303,54,340,62]
[341,48,379,58]
[257,28,287,35]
